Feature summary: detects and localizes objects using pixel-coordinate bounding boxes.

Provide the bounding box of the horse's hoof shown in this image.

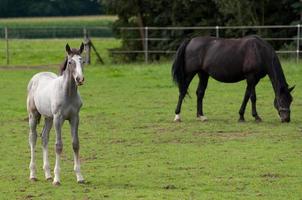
[52,181,61,186]
[238,118,245,123]
[77,179,85,184]
[255,117,262,122]
[30,177,38,182]
[46,177,53,182]
[174,115,181,122]
[197,116,208,122]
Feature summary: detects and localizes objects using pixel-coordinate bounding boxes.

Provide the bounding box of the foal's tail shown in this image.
[171,39,190,94]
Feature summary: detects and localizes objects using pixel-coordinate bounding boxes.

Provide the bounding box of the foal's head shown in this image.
[60,43,85,86]
[274,85,294,122]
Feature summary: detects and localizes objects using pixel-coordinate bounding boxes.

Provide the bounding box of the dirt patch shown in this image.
[193,131,253,140]
[163,184,177,190]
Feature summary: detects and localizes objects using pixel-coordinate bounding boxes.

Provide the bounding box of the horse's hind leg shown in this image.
[238,84,251,122]
[196,72,209,121]
[42,117,53,181]
[28,112,40,181]
[69,115,84,183]
[53,114,64,185]
[174,73,195,122]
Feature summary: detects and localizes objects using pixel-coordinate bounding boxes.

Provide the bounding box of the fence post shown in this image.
[297,24,300,63]
[5,27,9,65]
[83,27,91,64]
[144,26,148,64]
[216,26,219,38]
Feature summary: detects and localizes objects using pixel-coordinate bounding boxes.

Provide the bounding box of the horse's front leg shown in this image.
[69,114,84,183]
[250,86,262,122]
[53,114,64,185]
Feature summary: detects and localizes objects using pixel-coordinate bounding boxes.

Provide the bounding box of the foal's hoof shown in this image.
[46,177,53,182]
[30,177,38,182]
[77,179,85,184]
[52,181,61,186]
[197,116,208,122]
[174,115,181,122]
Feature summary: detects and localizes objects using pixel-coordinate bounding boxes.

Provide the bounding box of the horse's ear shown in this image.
[79,42,84,54]
[289,85,295,92]
[66,43,72,55]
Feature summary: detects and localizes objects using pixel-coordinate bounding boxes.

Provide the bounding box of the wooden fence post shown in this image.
[5,27,9,65]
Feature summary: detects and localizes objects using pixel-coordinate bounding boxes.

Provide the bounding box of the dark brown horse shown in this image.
[172,35,294,123]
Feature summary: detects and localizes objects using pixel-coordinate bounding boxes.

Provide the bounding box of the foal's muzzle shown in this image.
[76,76,85,86]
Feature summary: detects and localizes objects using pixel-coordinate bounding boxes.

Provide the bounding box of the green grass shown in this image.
[0,15,117,28]
[0,61,301,199]
[0,38,121,66]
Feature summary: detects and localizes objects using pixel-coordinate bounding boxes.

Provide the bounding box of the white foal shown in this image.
[27,43,85,185]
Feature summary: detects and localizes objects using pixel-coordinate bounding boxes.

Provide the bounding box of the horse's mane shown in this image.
[59,56,68,75]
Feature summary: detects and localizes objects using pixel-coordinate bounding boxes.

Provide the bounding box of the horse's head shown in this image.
[274,85,294,122]
[64,43,85,86]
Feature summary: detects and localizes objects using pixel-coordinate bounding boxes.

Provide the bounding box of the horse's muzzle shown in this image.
[281,117,290,123]
[76,77,85,86]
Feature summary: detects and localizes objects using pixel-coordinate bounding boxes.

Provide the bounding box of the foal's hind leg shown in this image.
[28,112,40,181]
[53,114,64,185]
[174,74,195,122]
[41,117,53,181]
[69,115,84,183]
[196,72,209,121]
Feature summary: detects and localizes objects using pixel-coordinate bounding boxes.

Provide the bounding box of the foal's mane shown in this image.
[59,48,82,75]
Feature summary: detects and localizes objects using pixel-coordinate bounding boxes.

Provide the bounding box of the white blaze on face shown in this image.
[72,55,84,83]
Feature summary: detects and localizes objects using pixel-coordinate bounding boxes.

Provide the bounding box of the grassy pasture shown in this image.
[0,38,120,66]
[0,15,117,28]
[0,61,301,199]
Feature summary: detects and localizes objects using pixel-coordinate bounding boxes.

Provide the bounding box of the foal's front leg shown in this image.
[53,114,64,185]
[69,115,84,183]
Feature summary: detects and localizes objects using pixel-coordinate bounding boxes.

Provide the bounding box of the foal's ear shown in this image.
[79,42,84,54]
[289,85,295,92]
[66,43,72,55]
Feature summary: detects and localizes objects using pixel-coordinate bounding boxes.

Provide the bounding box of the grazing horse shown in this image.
[172,35,294,123]
[27,43,85,185]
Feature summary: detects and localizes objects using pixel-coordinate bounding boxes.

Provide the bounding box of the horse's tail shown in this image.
[171,38,190,95]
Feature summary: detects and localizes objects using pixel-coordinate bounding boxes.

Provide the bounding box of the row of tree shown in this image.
[0,0,103,17]
[103,0,302,61]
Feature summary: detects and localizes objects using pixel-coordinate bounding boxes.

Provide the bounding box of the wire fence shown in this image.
[0,27,114,66]
[0,25,301,65]
[114,25,302,63]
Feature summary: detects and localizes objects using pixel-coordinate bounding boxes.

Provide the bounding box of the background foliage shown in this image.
[103,0,302,61]
[0,0,104,17]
